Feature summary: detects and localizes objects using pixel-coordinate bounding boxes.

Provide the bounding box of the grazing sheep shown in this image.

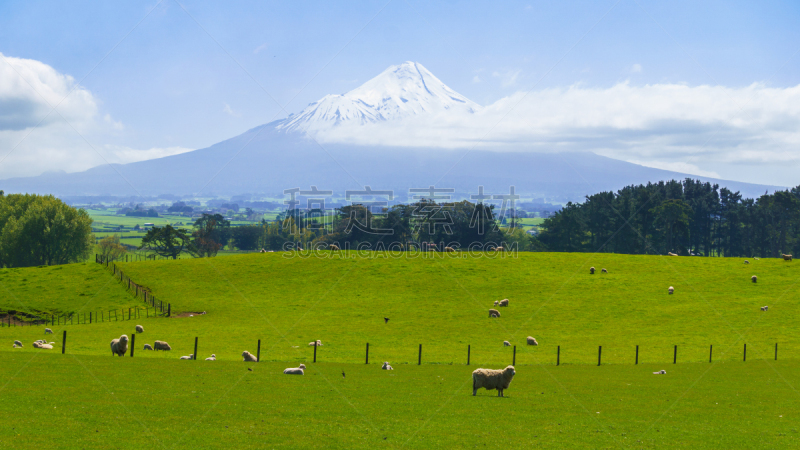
[489,309,501,318]
[180,354,194,360]
[783,254,793,261]
[601,268,608,273]
[205,354,216,361]
[143,344,153,351]
[472,365,516,397]
[242,351,257,362]
[444,247,455,252]
[494,300,499,306]
[503,341,511,347]
[527,336,538,346]
[381,361,394,370]
[754,257,760,260]
[308,340,322,346]
[494,246,504,252]
[153,340,171,351]
[283,363,306,375]
[110,335,129,357]
[752,275,758,283]
[653,370,666,375]
[45,328,53,334]
[329,244,340,251]
[668,252,678,256]
[590,266,595,274]
[498,299,509,307]
[13,340,22,347]
[668,286,674,294]
[761,306,769,311]
[744,260,750,264]
[135,325,144,333]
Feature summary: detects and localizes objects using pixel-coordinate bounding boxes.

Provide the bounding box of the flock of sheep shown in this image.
[488,298,539,349]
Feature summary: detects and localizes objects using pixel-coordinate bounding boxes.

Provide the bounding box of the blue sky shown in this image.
[1,0,799,185]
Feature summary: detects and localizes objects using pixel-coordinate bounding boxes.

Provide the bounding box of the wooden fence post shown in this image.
[598,346,602,366]
[709,344,713,363]
[636,345,639,364]
[467,345,470,365]
[512,345,516,366]
[131,334,135,357]
[257,339,261,362]
[61,330,66,354]
[193,337,198,360]
[313,342,317,363]
[673,345,677,364]
[743,343,746,362]
[167,304,171,317]
[775,343,778,360]
[418,344,422,365]
[557,345,560,366]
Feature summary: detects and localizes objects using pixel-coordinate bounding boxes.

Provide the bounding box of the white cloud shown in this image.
[472,75,482,84]
[0,53,189,180]
[253,42,269,54]
[311,81,800,185]
[223,103,240,117]
[492,69,521,87]
[631,63,642,73]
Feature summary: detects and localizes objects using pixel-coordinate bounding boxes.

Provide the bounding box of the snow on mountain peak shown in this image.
[277,62,480,132]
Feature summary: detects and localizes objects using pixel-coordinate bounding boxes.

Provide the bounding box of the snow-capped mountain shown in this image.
[277,61,480,132]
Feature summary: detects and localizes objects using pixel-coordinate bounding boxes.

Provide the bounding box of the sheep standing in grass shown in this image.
[761,306,769,311]
[498,299,509,307]
[601,268,608,273]
[752,275,758,283]
[143,344,153,351]
[744,260,750,264]
[329,244,340,251]
[783,254,793,261]
[242,351,257,362]
[527,336,538,346]
[135,325,144,333]
[503,341,511,347]
[381,362,394,370]
[667,252,678,256]
[283,363,306,375]
[668,286,674,295]
[153,340,171,351]
[14,340,22,347]
[444,247,455,252]
[45,328,53,334]
[110,335,129,357]
[472,365,516,397]
[489,309,500,318]
[308,340,322,347]
[590,267,595,274]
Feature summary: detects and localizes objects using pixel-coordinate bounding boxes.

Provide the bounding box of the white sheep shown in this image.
[153,340,171,351]
[498,299,509,307]
[444,247,455,252]
[308,340,322,346]
[752,275,758,283]
[135,325,144,333]
[526,336,538,346]
[761,306,769,311]
[205,354,216,361]
[494,300,499,306]
[668,252,678,256]
[590,266,595,274]
[503,341,511,347]
[143,344,153,351]
[45,328,53,334]
[744,260,750,264]
[13,340,22,347]
[110,335,129,357]
[39,344,53,349]
[653,370,666,375]
[242,351,257,362]
[668,286,674,294]
[283,363,306,374]
[472,365,516,397]
[329,244,340,251]
[489,309,500,318]
[381,361,394,370]
[180,354,194,360]
[601,268,608,273]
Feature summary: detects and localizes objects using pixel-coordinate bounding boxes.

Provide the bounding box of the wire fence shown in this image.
[96,254,171,317]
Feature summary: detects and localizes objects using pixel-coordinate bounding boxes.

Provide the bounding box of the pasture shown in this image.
[2,252,799,448]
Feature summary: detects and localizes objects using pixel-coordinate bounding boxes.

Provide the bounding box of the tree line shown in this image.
[536,179,800,257]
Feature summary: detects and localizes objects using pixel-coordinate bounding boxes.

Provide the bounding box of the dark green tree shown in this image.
[139,225,190,259]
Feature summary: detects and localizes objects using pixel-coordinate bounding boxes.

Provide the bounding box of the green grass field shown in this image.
[2,252,799,448]
[0,353,797,449]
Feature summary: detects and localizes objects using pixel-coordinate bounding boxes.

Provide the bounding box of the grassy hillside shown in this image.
[3,252,796,365]
[0,353,797,449]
